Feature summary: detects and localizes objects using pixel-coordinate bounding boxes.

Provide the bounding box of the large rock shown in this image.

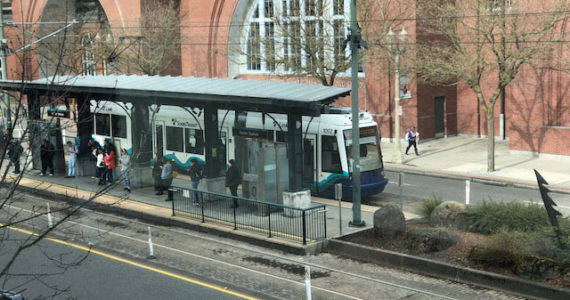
[430,201,469,230]
[514,256,562,281]
[373,205,406,239]
[406,228,460,254]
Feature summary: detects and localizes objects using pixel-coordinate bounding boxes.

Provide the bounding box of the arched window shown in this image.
[244,0,354,74]
[82,34,96,75]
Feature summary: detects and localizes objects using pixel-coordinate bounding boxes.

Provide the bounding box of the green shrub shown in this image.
[467,200,549,234]
[469,229,528,267]
[420,195,443,219]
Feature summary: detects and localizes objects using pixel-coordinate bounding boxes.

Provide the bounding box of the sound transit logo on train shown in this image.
[171,118,198,128]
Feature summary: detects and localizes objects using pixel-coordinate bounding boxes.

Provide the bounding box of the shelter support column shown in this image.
[203,104,224,193]
[27,91,41,170]
[76,95,94,176]
[287,113,303,192]
[131,102,153,186]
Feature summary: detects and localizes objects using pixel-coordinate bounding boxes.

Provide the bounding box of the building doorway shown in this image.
[435,97,445,138]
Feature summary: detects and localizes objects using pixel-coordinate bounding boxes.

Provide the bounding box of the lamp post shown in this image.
[388,27,407,164]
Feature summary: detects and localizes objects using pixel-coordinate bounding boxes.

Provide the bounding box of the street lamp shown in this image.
[388,27,407,164]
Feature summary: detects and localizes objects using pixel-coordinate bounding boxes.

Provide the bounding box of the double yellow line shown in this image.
[3,224,257,300]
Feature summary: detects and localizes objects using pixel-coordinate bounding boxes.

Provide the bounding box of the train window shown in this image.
[322,135,342,173]
[95,114,110,136]
[184,128,204,154]
[112,115,127,138]
[166,126,184,152]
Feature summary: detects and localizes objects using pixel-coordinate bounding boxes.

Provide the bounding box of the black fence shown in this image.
[169,187,327,245]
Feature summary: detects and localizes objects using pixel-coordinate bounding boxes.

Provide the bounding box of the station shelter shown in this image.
[0,75,350,202]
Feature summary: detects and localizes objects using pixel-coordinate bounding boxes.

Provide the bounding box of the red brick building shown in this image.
[5,0,569,156]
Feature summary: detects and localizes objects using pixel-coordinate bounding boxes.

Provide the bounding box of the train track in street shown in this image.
[1,192,526,300]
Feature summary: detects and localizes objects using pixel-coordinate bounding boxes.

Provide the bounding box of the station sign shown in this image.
[47,109,70,118]
[232,127,274,140]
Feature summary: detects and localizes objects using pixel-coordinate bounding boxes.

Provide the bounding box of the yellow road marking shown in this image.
[2,224,258,300]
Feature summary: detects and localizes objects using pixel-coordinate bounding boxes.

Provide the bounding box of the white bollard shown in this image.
[148,226,155,259]
[305,265,312,300]
[47,202,53,229]
[465,180,471,205]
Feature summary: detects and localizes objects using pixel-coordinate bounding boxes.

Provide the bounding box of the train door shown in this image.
[154,121,165,157]
[302,134,317,191]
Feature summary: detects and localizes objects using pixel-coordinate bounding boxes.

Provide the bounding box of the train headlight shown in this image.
[381,170,385,177]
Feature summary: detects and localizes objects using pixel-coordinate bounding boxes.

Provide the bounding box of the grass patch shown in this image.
[469,229,528,267]
[420,195,443,219]
[467,200,549,234]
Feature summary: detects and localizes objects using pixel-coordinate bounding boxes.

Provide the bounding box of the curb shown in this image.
[384,167,570,195]
[325,238,570,300]
[13,182,324,256]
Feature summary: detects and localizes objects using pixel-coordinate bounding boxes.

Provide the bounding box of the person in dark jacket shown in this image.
[189,158,203,205]
[40,139,55,176]
[157,157,173,197]
[225,159,241,208]
[152,153,163,192]
[7,139,23,174]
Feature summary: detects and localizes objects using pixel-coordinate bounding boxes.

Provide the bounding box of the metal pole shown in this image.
[465,180,471,205]
[335,183,342,236]
[0,2,9,127]
[305,265,312,300]
[349,0,364,227]
[398,172,404,210]
[392,52,403,164]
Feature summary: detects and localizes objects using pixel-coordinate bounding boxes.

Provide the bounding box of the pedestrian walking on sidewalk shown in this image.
[65,141,78,178]
[189,158,203,205]
[225,159,241,208]
[157,157,173,198]
[96,148,106,185]
[405,126,420,156]
[7,139,23,174]
[40,139,55,176]
[152,153,163,192]
[120,149,131,192]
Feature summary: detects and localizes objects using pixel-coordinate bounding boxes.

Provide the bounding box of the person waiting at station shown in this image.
[7,138,23,174]
[65,141,78,178]
[189,158,203,205]
[153,153,163,192]
[158,157,173,199]
[40,139,55,176]
[103,147,116,184]
[96,148,106,185]
[225,159,242,208]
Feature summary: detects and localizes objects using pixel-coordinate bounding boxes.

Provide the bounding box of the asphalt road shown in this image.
[0,229,245,300]
[377,170,570,216]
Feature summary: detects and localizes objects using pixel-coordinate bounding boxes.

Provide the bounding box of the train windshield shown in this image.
[343,126,383,172]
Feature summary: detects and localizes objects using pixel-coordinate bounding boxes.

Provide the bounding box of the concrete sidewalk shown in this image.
[381,135,570,193]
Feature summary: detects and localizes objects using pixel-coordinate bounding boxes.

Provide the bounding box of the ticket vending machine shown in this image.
[234,128,289,206]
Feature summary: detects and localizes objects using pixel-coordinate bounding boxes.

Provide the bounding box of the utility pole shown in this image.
[0,1,9,128]
[388,27,407,164]
[349,0,364,227]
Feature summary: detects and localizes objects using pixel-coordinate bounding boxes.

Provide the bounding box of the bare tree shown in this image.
[0,8,127,297]
[414,0,569,171]
[109,0,182,75]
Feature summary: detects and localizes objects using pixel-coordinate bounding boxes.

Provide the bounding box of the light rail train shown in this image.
[89,101,388,199]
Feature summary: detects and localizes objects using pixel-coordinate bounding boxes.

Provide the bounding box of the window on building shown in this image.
[2,1,12,23]
[82,34,96,75]
[111,115,127,138]
[488,0,512,10]
[321,135,342,173]
[166,126,184,152]
[95,114,111,136]
[245,0,359,75]
[185,128,204,155]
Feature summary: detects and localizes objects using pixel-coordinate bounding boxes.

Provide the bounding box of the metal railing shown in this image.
[169,187,327,245]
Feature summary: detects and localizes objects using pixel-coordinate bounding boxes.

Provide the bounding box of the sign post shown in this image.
[335,183,343,236]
